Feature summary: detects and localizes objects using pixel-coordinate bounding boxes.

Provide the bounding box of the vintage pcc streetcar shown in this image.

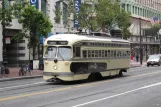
[43,34,130,82]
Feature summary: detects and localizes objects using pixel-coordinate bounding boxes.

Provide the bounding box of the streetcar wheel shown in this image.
[87,73,102,82]
[119,70,123,77]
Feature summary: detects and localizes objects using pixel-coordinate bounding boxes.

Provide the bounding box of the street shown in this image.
[0,66,161,107]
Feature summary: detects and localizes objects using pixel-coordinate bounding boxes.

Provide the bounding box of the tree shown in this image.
[75,0,98,32]
[13,5,52,47]
[96,0,131,38]
[151,23,160,31]
[54,0,75,32]
[12,0,29,18]
[55,0,131,38]
[12,5,52,65]
[0,0,13,64]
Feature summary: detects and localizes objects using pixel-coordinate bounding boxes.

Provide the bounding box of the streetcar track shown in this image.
[30,74,161,107]
[0,67,161,100]
[0,69,161,102]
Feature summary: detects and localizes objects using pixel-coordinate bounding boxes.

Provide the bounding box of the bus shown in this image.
[43,33,130,82]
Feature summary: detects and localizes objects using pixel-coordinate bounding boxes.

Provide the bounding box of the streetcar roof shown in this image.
[44,34,129,45]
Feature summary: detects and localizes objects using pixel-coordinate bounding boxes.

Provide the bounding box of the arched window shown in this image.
[63,2,68,25]
[55,1,61,24]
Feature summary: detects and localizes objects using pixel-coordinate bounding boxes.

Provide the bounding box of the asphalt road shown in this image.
[0,66,161,107]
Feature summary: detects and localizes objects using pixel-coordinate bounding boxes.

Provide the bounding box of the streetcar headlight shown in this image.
[53,65,58,70]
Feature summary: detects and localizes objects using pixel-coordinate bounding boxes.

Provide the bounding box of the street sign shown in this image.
[159,29,161,35]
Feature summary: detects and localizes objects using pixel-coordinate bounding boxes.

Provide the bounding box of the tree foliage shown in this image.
[54,0,74,30]
[0,0,13,26]
[11,0,29,18]
[12,5,52,48]
[151,23,160,31]
[55,0,131,38]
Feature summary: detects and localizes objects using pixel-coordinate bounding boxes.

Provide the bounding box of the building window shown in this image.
[55,1,61,24]
[73,47,81,57]
[83,50,87,58]
[41,0,47,16]
[135,7,137,15]
[63,2,68,25]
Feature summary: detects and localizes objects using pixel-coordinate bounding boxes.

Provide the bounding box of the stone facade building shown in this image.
[0,0,71,67]
[120,0,161,60]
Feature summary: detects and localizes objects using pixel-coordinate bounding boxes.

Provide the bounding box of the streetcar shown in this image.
[43,33,130,82]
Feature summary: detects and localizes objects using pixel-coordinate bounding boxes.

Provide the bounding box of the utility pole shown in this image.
[139,17,142,65]
[2,0,8,65]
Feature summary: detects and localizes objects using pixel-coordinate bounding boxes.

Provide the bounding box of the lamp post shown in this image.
[159,29,161,53]
[139,17,143,65]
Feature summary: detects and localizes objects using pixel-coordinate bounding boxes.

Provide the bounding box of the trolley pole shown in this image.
[139,18,142,65]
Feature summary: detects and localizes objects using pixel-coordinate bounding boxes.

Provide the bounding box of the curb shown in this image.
[0,75,43,82]
[0,65,146,82]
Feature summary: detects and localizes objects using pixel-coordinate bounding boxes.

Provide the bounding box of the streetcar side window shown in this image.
[99,50,102,58]
[73,46,81,57]
[83,50,87,58]
[88,50,92,58]
[111,50,113,58]
[105,50,107,57]
[108,50,110,58]
[102,50,105,58]
[117,51,120,58]
[114,50,116,58]
[95,50,98,58]
[92,50,95,57]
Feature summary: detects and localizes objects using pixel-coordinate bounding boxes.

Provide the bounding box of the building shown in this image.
[119,0,161,60]
[0,0,71,67]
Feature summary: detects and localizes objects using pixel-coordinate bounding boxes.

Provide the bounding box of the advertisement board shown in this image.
[74,0,81,28]
[30,0,39,9]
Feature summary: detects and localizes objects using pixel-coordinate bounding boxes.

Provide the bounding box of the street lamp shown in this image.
[159,29,161,53]
[139,17,143,65]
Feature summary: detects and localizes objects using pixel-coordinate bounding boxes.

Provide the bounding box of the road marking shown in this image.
[0,82,45,91]
[0,70,161,102]
[130,71,161,78]
[72,82,161,107]
[0,87,72,102]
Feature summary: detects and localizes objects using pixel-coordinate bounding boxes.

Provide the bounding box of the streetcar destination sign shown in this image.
[47,41,68,45]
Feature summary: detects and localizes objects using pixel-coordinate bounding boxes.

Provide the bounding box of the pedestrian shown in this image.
[136,54,139,62]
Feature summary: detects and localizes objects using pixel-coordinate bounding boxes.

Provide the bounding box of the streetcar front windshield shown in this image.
[44,46,57,59]
[58,46,71,60]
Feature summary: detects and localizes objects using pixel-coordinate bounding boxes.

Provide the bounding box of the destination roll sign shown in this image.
[47,41,68,45]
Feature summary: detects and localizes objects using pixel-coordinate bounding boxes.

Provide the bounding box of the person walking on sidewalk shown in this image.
[136,54,139,62]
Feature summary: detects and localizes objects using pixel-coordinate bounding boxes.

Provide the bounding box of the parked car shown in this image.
[147,54,161,67]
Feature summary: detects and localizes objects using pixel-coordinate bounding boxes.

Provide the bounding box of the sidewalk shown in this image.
[130,60,147,68]
[0,67,43,82]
